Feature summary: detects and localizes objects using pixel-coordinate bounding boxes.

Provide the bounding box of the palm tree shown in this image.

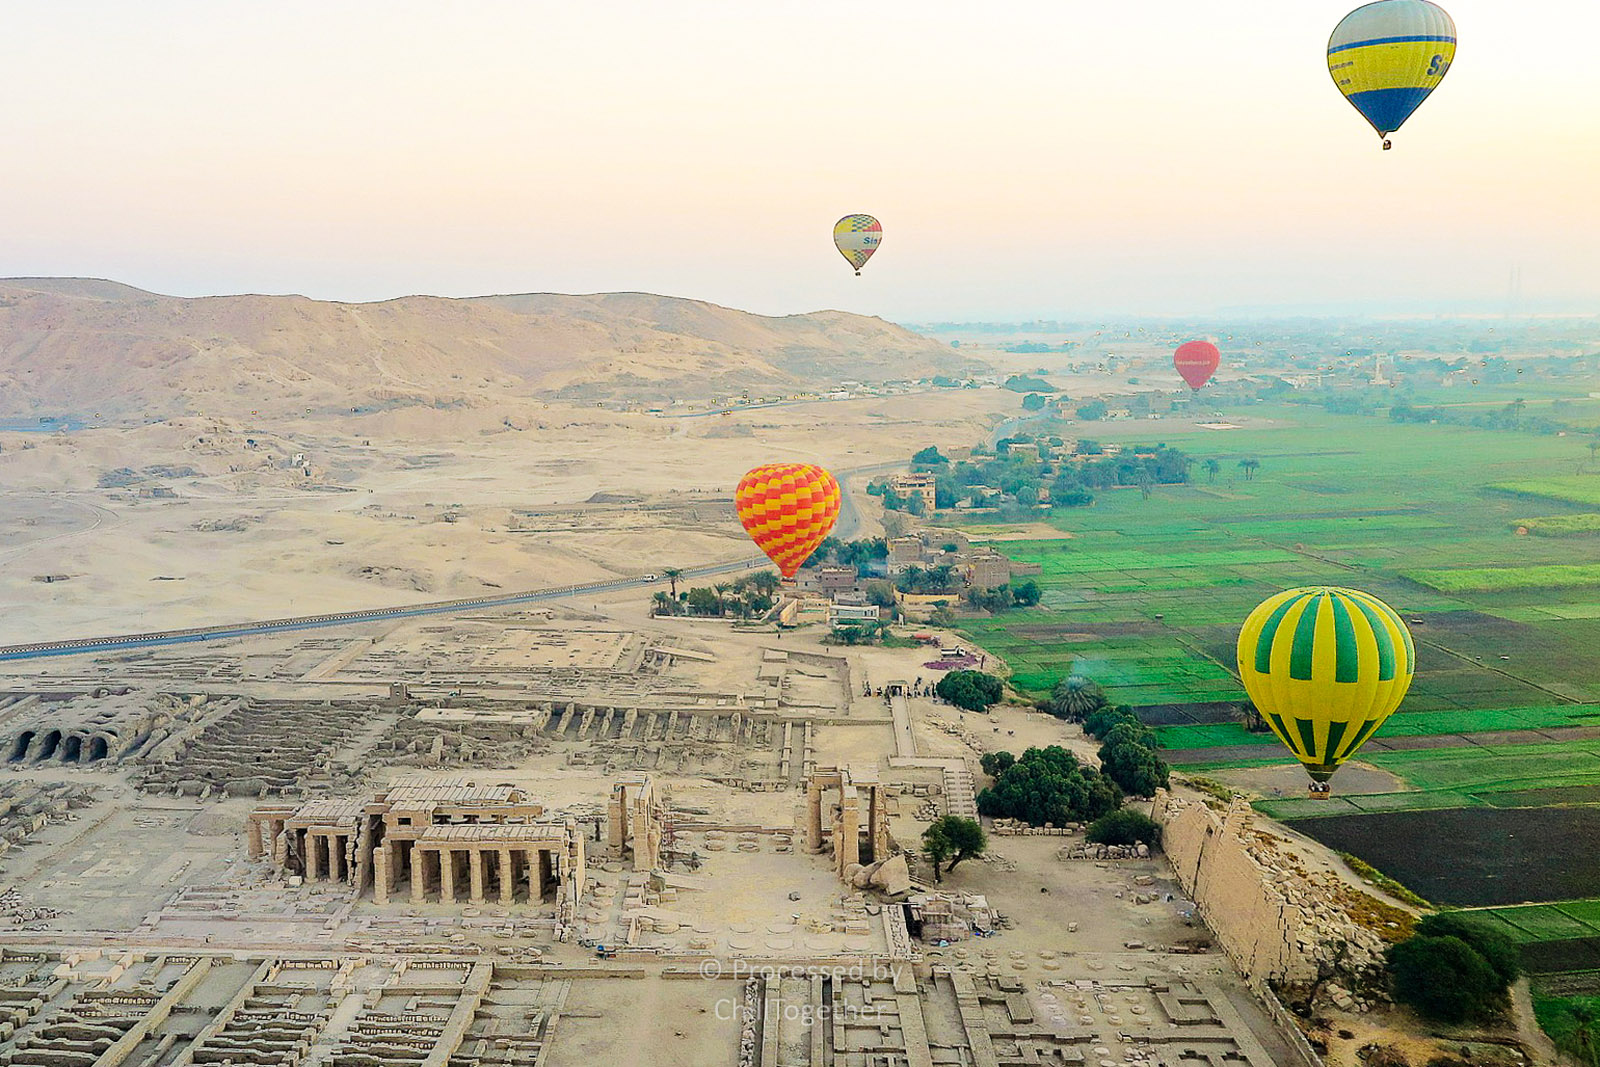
[1204,458,1221,484]
[1238,457,1261,481]
[1050,675,1107,721]
[662,567,683,598]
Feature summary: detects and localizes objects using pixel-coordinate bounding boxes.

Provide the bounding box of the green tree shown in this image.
[921,824,951,879]
[1048,675,1107,721]
[912,446,948,467]
[662,567,683,598]
[747,570,781,596]
[1204,458,1221,484]
[935,670,1004,712]
[1238,456,1261,480]
[979,751,1015,776]
[1022,393,1047,411]
[1086,809,1161,846]
[1387,934,1508,1023]
[928,604,957,628]
[1083,705,1140,739]
[685,587,721,615]
[976,745,1123,826]
[1012,579,1041,607]
[922,815,987,881]
[1413,914,1521,986]
[1097,724,1170,797]
[1076,401,1109,421]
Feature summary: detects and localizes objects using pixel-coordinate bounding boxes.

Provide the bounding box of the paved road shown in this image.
[0,461,904,664]
[0,556,764,663]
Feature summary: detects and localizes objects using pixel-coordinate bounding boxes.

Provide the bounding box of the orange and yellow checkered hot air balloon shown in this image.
[736,463,842,580]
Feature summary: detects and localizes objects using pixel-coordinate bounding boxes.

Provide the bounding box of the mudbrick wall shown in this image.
[1153,790,1399,1010]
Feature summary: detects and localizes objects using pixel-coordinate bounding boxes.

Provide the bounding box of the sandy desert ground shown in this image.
[0,386,1021,644]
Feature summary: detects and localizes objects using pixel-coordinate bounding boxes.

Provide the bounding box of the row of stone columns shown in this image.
[302,830,351,882]
[371,843,558,906]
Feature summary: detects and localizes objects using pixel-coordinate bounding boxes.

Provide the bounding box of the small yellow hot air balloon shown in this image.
[1237,587,1415,795]
[833,215,882,276]
[735,463,842,580]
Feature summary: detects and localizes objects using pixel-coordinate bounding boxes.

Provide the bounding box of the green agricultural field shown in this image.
[956,405,1600,707]
[1491,478,1600,509]
[1157,704,1600,753]
[1513,514,1600,537]
[1405,563,1600,593]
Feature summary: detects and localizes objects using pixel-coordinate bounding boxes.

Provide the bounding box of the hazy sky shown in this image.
[4,1,1597,320]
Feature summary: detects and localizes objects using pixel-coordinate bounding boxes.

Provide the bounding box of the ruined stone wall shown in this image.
[1153,791,1390,1002]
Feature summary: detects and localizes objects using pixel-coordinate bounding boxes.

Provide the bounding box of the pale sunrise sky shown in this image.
[3,1,1597,320]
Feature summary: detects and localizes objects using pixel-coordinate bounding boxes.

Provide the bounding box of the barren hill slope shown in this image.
[0,279,971,419]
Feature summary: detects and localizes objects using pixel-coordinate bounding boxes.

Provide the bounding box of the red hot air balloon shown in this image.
[1174,341,1221,391]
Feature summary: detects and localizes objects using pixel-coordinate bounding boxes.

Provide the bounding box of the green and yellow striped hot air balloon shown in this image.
[1236,587,1415,793]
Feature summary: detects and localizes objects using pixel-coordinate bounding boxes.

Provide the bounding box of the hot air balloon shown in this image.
[1237,587,1415,795]
[1328,0,1456,150]
[833,215,882,276]
[1174,341,1220,391]
[736,463,842,580]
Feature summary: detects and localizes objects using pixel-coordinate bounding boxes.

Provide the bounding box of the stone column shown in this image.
[608,788,626,849]
[411,846,429,904]
[373,845,390,905]
[837,796,861,873]
[469,848,486,904]
[568,823,585,900]
[498,849,514,906]
[330,835,345,882]
[806,782,824,853]
[529,849,544,901]
[305,831,322,880]
[440,849,457,905]
[247,818,263,860]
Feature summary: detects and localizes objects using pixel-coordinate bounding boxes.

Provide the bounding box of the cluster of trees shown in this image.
[1387,913,1521,1024]
[895,437,1200,518]
[920,815,987,882]
[965,580,1041,613]
[1085,808,1162,846]
[651,571,780,618]
[827,619,891,646]
[1390,396,1579,438]
[896,564,962,595]
[1002,373,1055,391]
[1042,677,1170,797]
[976,746,1124,826]
[935,670,1004,712]
[802,536,889,576]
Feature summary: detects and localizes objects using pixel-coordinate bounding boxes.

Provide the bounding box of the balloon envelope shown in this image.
[736,463,842,579]
[1236,587,1415,785]
[833,215,882,275]
[1328,0,1456,139]
[1174,341,1220,390]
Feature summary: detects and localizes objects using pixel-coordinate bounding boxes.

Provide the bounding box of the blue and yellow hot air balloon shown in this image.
[1236,587,1416,794]
[1327,0,1456,149]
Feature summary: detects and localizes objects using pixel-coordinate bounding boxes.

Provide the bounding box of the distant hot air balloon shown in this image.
[833,215,882,276]
[1328,0,1456,150]
[736,463,842,580]
[1174,341,1220,391]
[1237,587,1416,795]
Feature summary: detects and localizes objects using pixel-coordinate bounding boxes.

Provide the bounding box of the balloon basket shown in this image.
[1306,782,1333,800]
[1382,139,1392,151]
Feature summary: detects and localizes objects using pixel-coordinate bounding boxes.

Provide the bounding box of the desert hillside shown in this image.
[0,279,972,420]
